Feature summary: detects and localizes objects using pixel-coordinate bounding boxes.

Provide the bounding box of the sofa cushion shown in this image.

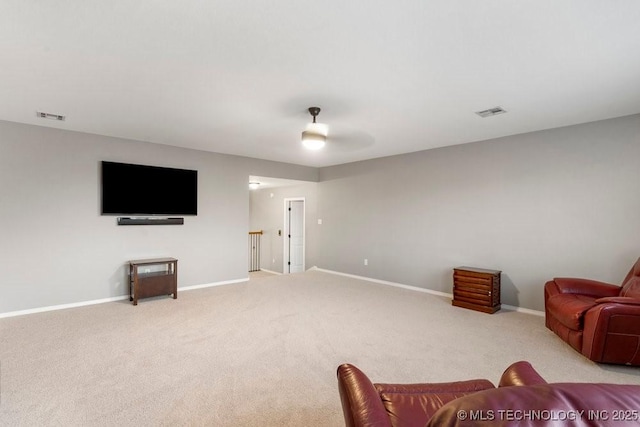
[546,293,598,330]
[375,380,494,427]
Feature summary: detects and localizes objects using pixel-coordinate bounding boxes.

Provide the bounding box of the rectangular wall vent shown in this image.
[475,106,507,118]
[37,111,66,121]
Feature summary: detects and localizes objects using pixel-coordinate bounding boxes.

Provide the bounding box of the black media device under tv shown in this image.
[101,161,198,216]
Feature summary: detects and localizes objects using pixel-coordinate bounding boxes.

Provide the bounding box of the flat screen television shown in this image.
[101,161,198,216]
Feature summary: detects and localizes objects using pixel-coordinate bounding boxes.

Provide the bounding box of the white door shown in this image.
[285,199,305,273]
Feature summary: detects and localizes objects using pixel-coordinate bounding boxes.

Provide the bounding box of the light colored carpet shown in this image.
[249,270,278,279]
[1,270,639,426]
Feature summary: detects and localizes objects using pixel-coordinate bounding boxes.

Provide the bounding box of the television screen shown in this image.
[101,161,198,215]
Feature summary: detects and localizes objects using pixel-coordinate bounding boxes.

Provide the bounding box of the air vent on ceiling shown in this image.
[475,106,507,118]
[37,111,66,121]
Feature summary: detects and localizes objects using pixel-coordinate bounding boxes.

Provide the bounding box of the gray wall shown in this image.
[3,114,639,314]
[0,120,317,313]
[249,182,318,273]
[316,114,640,311]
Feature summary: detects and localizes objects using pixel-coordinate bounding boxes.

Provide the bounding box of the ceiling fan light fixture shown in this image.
[301,107,327,150]
[301,131,326,150]
[305,122,328,136]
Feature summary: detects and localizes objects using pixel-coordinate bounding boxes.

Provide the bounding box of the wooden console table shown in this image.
[129,257,178,305]
[452,266,501,314]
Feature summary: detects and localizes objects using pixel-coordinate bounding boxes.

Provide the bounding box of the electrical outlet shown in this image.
[364,259,368,266]
[144,268,151,273]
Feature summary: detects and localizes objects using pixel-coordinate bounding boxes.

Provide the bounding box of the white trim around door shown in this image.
[283,197,305,274]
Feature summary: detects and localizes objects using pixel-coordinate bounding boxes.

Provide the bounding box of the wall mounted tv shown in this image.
[101,161,198,216]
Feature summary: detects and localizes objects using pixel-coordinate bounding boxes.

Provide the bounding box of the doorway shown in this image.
[284,198,305,273]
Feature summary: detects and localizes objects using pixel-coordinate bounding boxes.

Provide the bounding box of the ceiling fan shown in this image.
[299,106,374,152]
[301,107,327,150]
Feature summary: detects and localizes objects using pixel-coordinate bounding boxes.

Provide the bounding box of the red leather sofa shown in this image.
[427,382,640,427]
[544,257,640,365]
[337,361,640,427]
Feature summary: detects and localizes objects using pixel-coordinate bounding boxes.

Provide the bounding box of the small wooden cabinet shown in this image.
[452,266,501,314]
[129,258,178,305]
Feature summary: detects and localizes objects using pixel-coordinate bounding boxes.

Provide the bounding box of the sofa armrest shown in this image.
[337,364,391,427]
[498,361,547,387]
[582,303,640,364]
[595,297,640,306]
[551,277,620,298]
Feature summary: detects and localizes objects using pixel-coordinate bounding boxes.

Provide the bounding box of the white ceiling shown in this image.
[249,176,308,190]
[2,2,640,168]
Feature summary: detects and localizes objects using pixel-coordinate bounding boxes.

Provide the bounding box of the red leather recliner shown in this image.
[337,361,640,426]
[544,257,640,365]
[337,361,546,427]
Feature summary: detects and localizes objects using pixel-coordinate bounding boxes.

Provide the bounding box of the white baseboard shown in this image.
[258,268,282,275]
[1,270,544,319]
[310,267,544,317]
[179,277,248,291]
[0,277,249,319]
[0,295,130,319]
[310,267,452,298]
[502,304,544,316]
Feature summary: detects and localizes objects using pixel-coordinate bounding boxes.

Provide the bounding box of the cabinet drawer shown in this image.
[138,274,175,298]
[454,276,491,287]
[454,281,491,293]
[454,289,491,303]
